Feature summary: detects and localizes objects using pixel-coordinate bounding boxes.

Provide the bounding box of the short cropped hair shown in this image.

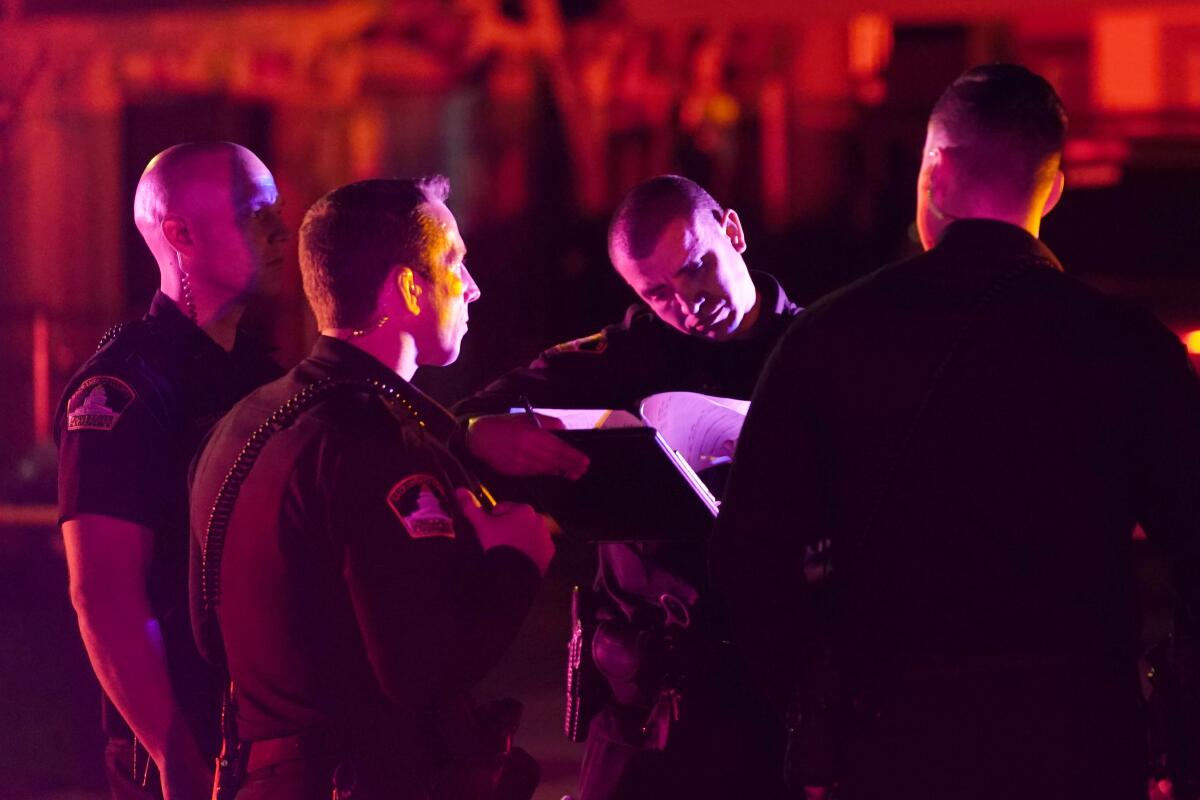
[299,176,450,329]
[930,64,1067,198]
[608,175,722,262]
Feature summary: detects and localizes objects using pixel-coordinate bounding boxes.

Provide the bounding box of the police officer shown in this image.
[455,175,800,800]
[188,177,554,800]
[57,142,288,799]
[712,65,1200,800]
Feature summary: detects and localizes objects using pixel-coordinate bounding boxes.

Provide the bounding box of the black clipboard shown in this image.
[488,427,720,543]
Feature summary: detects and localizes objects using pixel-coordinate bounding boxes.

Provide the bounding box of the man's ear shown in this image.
[926,150,953,220]
[397,266,422,316]
[161,214,192,255]
[1041,169,1065,218]
[721,208,747,254]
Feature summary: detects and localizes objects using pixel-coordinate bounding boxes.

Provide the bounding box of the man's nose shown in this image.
[463,265,481,303]
[675,292,703,316]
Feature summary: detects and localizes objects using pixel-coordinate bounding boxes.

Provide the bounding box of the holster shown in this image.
[587,612,697,750]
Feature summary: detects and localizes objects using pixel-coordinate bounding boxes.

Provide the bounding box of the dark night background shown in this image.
[1,1,1198,797]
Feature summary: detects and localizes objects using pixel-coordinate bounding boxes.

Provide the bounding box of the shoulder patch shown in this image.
[550,332,608,355]
[66,376,136,432]
[386,474,456,540]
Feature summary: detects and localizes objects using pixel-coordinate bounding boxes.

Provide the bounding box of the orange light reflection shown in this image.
[1184,330,1200,355]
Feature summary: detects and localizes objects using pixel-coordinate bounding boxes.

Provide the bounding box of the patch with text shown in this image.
[386,474,456,539]
[66,376,136,432]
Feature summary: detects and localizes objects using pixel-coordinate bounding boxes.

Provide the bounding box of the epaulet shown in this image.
[94,318,158,355]
[547,331,609,356]
[95,322,132,352]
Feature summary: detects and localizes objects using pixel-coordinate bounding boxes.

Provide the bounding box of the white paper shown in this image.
[639,392,750,473]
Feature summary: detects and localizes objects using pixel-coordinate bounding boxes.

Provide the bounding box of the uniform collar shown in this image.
[146,290,276,366]
[750,270,801,319]
[932,219,1064,273]
[306,335,405,384]
[147,290,202,334]
[146,291,231,360]
[736,271,801,343]
[305,336,456,431]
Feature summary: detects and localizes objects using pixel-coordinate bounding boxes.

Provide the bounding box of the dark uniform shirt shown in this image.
[455,271,801,625]
[712,220,1200,799]
[459,272,800,417]
[455,272,800,800]
[55,291,281,752]
[188,337,541,772]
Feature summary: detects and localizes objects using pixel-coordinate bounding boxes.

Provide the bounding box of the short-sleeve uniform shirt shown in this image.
[55,291,281,748]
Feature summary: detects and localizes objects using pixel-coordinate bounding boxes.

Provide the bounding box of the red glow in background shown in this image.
[2,1,1199,797]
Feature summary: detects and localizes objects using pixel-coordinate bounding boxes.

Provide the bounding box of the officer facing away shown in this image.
[712,64,1200,800]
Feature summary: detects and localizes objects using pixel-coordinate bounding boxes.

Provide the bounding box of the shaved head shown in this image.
[608,175,722,264]
[133,141,286,301]
[135,143,276,262]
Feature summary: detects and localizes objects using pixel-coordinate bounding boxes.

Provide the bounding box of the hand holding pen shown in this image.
[521,395,544,429]
[465,398,589,480]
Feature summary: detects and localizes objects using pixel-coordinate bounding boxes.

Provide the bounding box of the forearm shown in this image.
[60,509,213,799]
[71,586,199,763]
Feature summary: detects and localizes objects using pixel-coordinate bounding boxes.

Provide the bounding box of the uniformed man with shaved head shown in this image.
[56,142,287,800]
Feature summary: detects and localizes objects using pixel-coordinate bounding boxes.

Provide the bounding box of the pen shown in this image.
[474,481,497,511]
[519,395,543,429]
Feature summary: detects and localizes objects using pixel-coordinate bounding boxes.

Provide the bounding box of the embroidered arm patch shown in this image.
[386,474,456,539]
[66,376,136,431]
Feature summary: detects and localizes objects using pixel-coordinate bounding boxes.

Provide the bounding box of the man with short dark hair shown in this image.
[189,177,553,800]
[456,174,797,800]
[57,142,287,800]
[299,176,454,329]
[711,64,1200,800]
[606,175,762,342]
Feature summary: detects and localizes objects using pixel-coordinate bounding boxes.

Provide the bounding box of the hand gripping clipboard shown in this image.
[509,426,720,543]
